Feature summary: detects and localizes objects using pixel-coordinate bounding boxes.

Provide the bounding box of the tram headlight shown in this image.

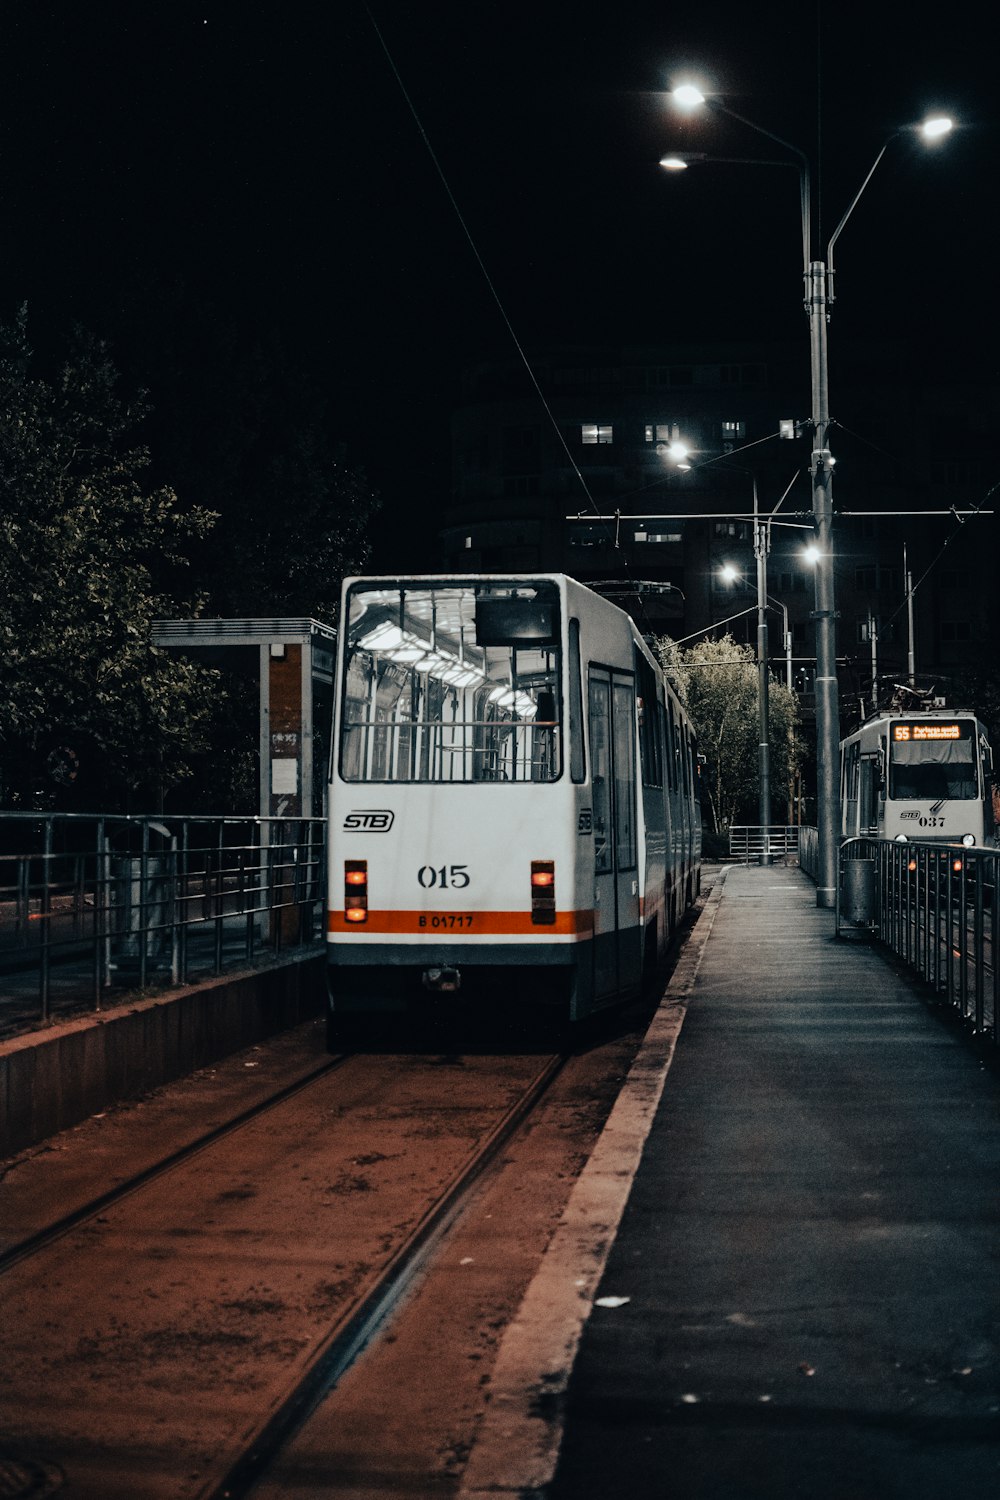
[961,833,976,847]
[894,833,908,843]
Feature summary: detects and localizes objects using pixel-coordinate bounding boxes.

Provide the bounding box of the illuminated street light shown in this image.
[660,84,955,907]
[671,84,706,109]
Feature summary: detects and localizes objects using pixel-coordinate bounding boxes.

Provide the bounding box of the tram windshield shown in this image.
[339,581,562,783]
[888,720,978,801]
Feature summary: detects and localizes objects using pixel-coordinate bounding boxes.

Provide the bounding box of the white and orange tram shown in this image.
[841,708,996,847]
[326,574,701,1040]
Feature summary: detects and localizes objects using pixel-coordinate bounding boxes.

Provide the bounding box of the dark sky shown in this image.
[3,2,996,558]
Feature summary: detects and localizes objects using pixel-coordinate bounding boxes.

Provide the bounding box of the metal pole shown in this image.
[904,543,916,684]
[870,611,878,711]
[754,490,771,864]
[808,258,841,908]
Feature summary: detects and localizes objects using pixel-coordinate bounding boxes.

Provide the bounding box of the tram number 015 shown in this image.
[418,864,470,889]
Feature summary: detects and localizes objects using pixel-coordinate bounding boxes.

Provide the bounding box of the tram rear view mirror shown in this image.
[475,598,558,646]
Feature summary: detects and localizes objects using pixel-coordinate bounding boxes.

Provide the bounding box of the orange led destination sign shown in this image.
[892,723,963,742]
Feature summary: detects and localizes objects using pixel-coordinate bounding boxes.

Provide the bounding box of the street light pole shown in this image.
[753,488,772,861]
[665,86,953,908]
[807,257,840,906]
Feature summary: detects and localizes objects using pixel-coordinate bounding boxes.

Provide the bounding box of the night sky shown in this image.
[4,2,996,570]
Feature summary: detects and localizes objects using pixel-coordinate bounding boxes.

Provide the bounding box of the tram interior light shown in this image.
[487,686,539,719]
[356,620,486,689]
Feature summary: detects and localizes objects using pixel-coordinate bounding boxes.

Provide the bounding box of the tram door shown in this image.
[588,668,641,1000]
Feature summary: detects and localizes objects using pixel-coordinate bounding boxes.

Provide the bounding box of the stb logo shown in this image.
[344,809,394,832]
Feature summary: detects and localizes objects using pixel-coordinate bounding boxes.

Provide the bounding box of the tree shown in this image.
[0,310,219,808]
[654,632,802,833]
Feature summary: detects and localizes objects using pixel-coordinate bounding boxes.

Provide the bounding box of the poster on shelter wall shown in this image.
[271,758,299,795]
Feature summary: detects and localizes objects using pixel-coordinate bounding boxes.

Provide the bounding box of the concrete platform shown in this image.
[0,951,324,1156]
[461,863,1000,1499]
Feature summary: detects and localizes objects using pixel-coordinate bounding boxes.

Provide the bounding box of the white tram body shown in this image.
[841,709,996,847]
[326,574,701,1035]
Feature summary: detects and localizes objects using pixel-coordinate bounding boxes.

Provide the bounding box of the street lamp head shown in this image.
[920,115,954,141]
[657,436,691,463]
[659,155,690,171]
[671,83,706,110]
[720,563,739,584]
[803,544,821,566]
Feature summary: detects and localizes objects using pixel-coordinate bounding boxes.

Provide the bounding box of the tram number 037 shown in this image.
[418,864,470,889]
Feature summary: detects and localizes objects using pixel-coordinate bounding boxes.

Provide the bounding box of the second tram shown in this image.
[326,574,702,1038]
[841,707,996,847]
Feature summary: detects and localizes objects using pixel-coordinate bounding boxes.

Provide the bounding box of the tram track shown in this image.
[202,1050,565,1500]
[0,1053,351,1276]
[0,1040,576,1500]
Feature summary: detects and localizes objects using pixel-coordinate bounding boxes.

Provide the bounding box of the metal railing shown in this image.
[835,836,998,1047]
[0,814,326,1034]
[728,825,801,864]
[798,825,818,881]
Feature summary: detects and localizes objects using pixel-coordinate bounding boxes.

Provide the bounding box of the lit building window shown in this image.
[644,423,674,443]
[582,424,613,445]
[721,420,745,440]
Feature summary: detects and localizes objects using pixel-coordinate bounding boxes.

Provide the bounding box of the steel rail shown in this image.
[200,1051,567,1500]
[0,1054,350,1275]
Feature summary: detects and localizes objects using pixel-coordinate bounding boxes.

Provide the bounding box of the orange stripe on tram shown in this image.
[329,909,595,936]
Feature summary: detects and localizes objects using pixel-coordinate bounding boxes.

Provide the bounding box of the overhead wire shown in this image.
[876,478,998,638]
[364,14,591,509]
[364,7,671,637]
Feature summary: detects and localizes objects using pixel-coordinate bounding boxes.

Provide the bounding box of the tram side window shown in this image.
[613,679,637,870]
[666,698,677,792]
[589,675,612,873]
[634,648,662,788]
[569,619,585,783]
[858,757,880,831]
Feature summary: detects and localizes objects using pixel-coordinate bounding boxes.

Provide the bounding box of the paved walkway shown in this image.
[460,861,999,1500]
[549,862,999,1498]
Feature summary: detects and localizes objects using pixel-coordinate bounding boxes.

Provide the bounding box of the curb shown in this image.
[458,867,731,1498]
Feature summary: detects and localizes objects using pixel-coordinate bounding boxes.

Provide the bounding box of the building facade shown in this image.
[441,342,997,735]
